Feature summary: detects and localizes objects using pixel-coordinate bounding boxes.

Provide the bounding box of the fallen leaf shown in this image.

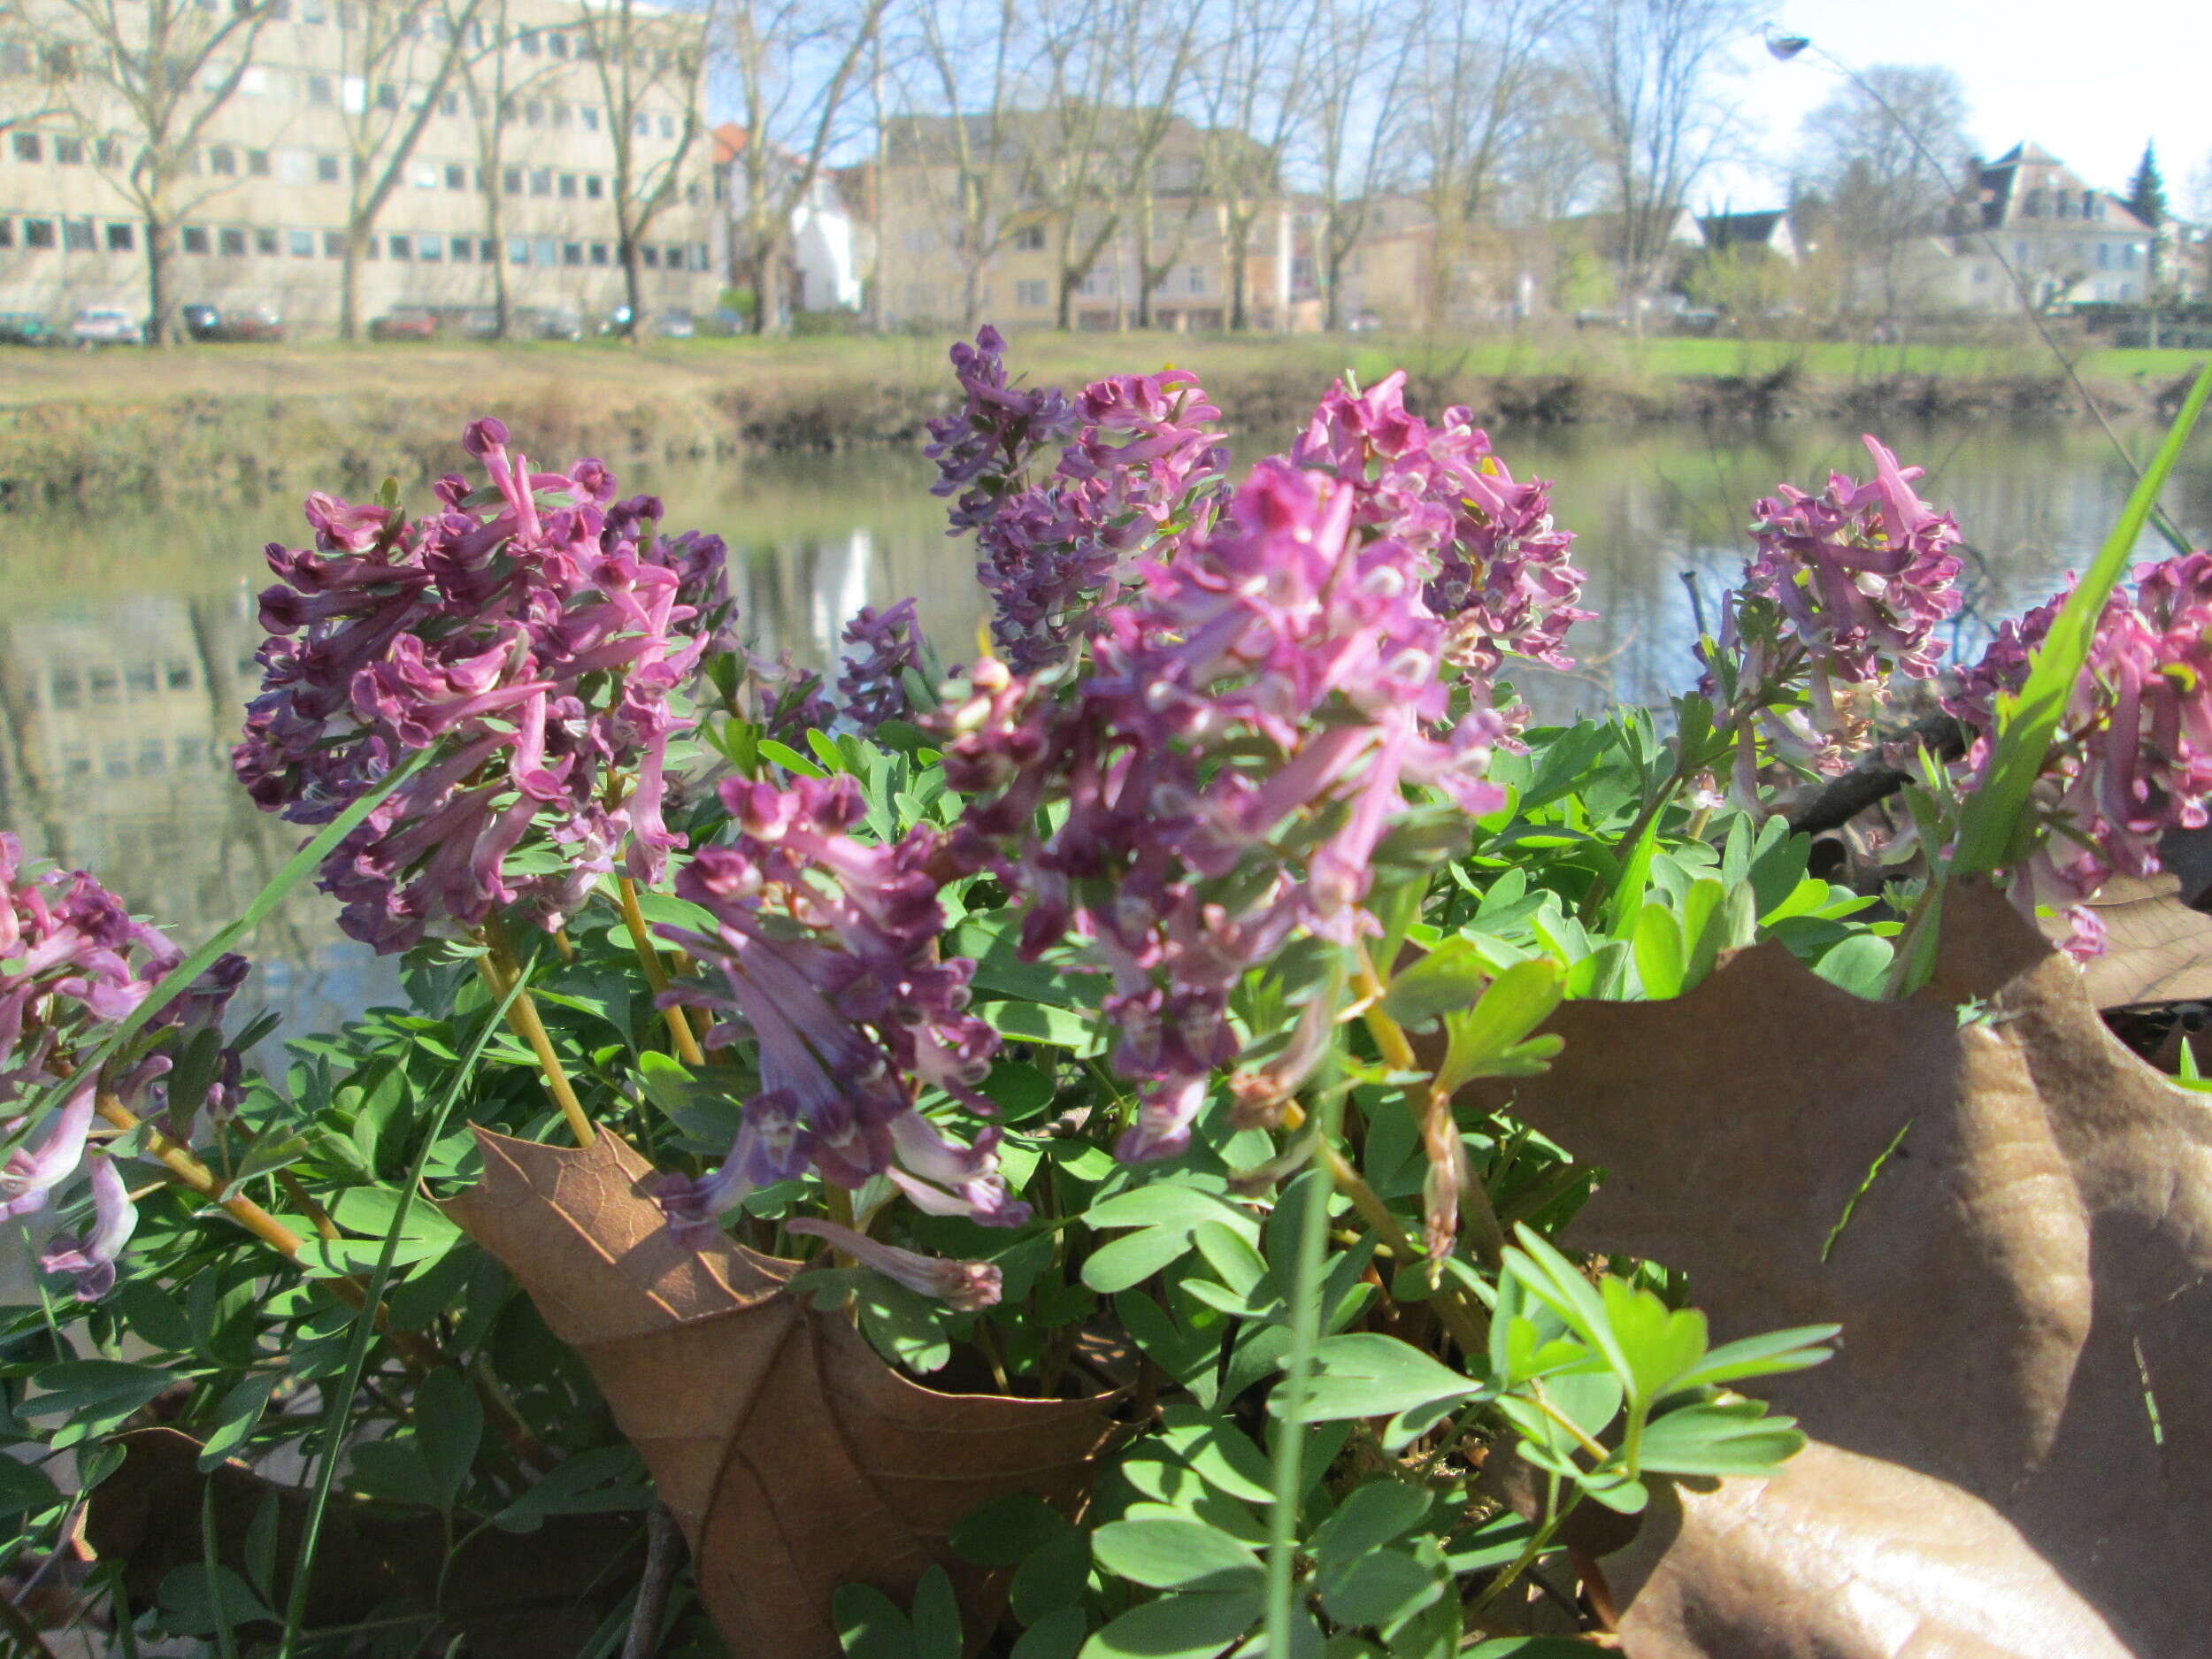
[1464,879,2212,1657]
[446,1128,1122,1659]
[2058,872,2212,1007]
[1601,1440,2130,1658]
[83,1426,641,1657]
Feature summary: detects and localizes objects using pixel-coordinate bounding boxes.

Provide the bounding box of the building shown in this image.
[1937,142,2157,309]
[0,0,718,337]
[710,122,867,322]
[1697,210,1799,265]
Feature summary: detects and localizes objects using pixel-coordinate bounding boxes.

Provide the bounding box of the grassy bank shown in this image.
[2,329,2205,511]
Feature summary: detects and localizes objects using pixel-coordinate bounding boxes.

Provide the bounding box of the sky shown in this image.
[1706,0,2212,214]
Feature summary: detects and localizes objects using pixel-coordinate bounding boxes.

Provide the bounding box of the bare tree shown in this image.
[716,0,884,334]
[29,0,277,342]
[1568,0,1766,316]
[1796,63,1970,319]
[457,0,565,337]
[332,0,488,339]
[1405,0,1570,327]
[0,0,67,138]
[887,0,1025,327]
[1187,0,1315,330]
[1302,0,1411,331]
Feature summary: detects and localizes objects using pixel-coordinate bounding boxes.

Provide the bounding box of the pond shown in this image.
[5,416,2210,1040]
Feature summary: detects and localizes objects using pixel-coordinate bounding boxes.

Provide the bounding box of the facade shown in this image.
[0,0,717,336]
[1938,142,2156,309]
[711,122,867,320]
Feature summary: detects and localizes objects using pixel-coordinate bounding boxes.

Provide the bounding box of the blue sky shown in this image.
[1711,0,2212,212]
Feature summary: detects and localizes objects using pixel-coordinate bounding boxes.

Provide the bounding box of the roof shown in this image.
[1968,142,2149,232]
[1698,210,1789,250]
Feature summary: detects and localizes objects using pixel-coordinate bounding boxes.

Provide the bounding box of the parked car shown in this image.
[459,307,503,340]
[513,305,584,342]
[368,306,441,342]
[180,303,226,342]
[68,308,143,346]
[220,306,284,342]
[657,309,695,340]
[0,312,51,347]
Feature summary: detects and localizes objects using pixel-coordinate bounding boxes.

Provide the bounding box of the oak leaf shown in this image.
[1470,879,2212,1656]
[445,1128,1121,1659]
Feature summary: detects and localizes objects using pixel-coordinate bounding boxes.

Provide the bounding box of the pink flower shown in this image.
[786,1217,1002,1311]
[40,1152,137,1301]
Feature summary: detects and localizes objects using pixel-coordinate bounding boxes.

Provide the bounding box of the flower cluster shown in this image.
[939,459,1511,1162]
[652,774,1021,1241]
[1291,372,1590,677]
[1945,552,2212,956]
[838,599,925,733]
[931,330,1232,672]
[234,420,727,953]
[2,834,250,1297]
[924,323,1076,534]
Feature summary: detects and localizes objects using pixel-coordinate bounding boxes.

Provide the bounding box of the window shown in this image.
[209,145,236,175]
[2125,242,2141,269]
[375,81,398,110]
[525,99,543,126]
[247,149,270,176]
[664,243,682,269]
[388,232,411,258]
[533,236,555,265]
[22,217,54,248]
[581,104,599,131]
[686,181,701,206]
[96,138,120,167]
[518,27,540,53]
[289,227,314,257]
[585,175,603,200]
[589,242,609,265]
[1013,224,1046,252]
[106,222,136,251]
[558,173,576,198]
[254,227,278,255]
[634,112,649,136]
[218,227,246,255]
[641,244,659,268]
[1015,280,1048,309]
[479,238,496,262]
[528,167,550,196]
[446,163,465,190]
[54,136,82,165]
[0,220,12,250]
[11,133,38,162]
[438,90,458,116]
[411,160,439,188]
[549,30,567,57]
[364,235,378,258]
[316,153,341,182]
[277,149,311,183]
[1185,265,1203,295]
[507,235,528,264]
[2097,242,2111,270]
[658,114,673,138]
[503,166,522,196]
[62,217,93,250]
[553,101,571,127]
[418,233,442,259]
[450,234,472,261]
[182,225,210,253]
[561,241,581,265]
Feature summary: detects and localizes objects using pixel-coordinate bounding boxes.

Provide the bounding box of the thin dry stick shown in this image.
[476,917,595,1147]
[615,874,706,1066]
[619,1504,687,1659]
[1319,1144,1489,1355]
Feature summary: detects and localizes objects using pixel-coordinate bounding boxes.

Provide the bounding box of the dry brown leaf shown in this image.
[83,1426,641,1657]
[446,1128,1122,1659]
[1468,879,2212,1657]
[1601,1440,2130,1659]
[2055,872,2212,1007]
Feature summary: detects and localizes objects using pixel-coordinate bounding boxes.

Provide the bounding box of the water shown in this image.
[6,419,2209,1041]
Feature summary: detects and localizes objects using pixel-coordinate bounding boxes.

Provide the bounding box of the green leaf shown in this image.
[0,1455,61,1518]
[111,1279,196,1352]
[1091,1518,1263,1594]
[1379,939,1491,1030]
[1812,933,1892,1000]
[1080,1593,1262,1659]
[950,1493,1070,1567]
[910,1566,963,1659]
[22,1360,173,1429]
[1313,1480,1431,1567]
[1637,1401,1807,1477]
[1155,1406,1273,1504]
[198,1374,280,1469]
[834,1583,916,1659]
[1502,1225,1631,1386]
[1317,1548,1441,1632]
[1293,1334,1483,1423]
[1436,960,1564,1091]
[1596,1279,1709,1408]
[494,1445,653,1531]
[982,1001,1102,1051]
[1632,903,1686,999]
[1081,1228,1197,1294]
[415,1368,483,1511]
[1011,1527,1094,1625]
[1011,1608,1089,1659]
[156,1563,275,1637]
[348,1439,443,1509]
[1666,1324,1839,1394]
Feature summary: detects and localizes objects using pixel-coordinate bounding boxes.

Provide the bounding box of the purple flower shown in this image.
[1291,372,1591,675]
[3,1079,96,1220]
[650,775,1022,1241]
[39,1152,137,1301]
[924,325,1078,534]
[235,423,730,952]
[744,649,837,745]
[785,1217,1002,1311]
[1946,551,2212,955]
[839,600,925,733]
[939,458,1512,1163]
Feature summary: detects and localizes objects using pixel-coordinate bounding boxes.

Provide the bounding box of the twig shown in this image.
[476,917,595,1147]
[618,1505,686,1659]
[1783,710,1967,837]
[615,875,707,1066]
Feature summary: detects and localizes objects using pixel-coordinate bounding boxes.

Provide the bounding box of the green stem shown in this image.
[479,916,595,1147]
[276,967,529,1659]
[615,874,706,1067]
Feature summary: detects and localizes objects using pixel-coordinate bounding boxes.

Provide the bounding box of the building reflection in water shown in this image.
[3,422,2206,1041]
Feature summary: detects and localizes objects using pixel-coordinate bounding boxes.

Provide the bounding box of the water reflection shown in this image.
[4,420,2208,1040]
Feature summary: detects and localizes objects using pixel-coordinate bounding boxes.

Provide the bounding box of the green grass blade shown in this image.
[274,955,527,1659]
[1952,360,2212,878]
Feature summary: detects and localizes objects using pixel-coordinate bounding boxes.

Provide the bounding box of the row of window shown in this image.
[0,214,710,271]
[0,12,691,68]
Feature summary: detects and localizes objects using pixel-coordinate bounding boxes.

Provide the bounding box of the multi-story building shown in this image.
[0,0,717,336]
[1939,142,2159,309]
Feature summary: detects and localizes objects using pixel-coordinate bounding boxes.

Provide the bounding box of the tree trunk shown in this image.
[1228,213,1252,332]
[1324,241,1343,332]
[341,227,365,342]
[622,234,644,338]
[143,216,173,346]
[1056,268,1074,331]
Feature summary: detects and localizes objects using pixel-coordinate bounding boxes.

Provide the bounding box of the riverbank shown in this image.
[2,331,2204,509]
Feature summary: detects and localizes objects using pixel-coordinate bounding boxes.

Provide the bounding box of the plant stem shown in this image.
[477,917,595,1147]
[615,875,706,1066]
[94,1094,305,1261]
[278,1170,342,1242]
[1321,1145,1489,1355]
[619,1505,686,1659]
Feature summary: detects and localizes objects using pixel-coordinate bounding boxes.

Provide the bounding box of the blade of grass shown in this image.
[201,1477,242,1659]
[273,955,529,1659]
[1951,360,2212,879]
